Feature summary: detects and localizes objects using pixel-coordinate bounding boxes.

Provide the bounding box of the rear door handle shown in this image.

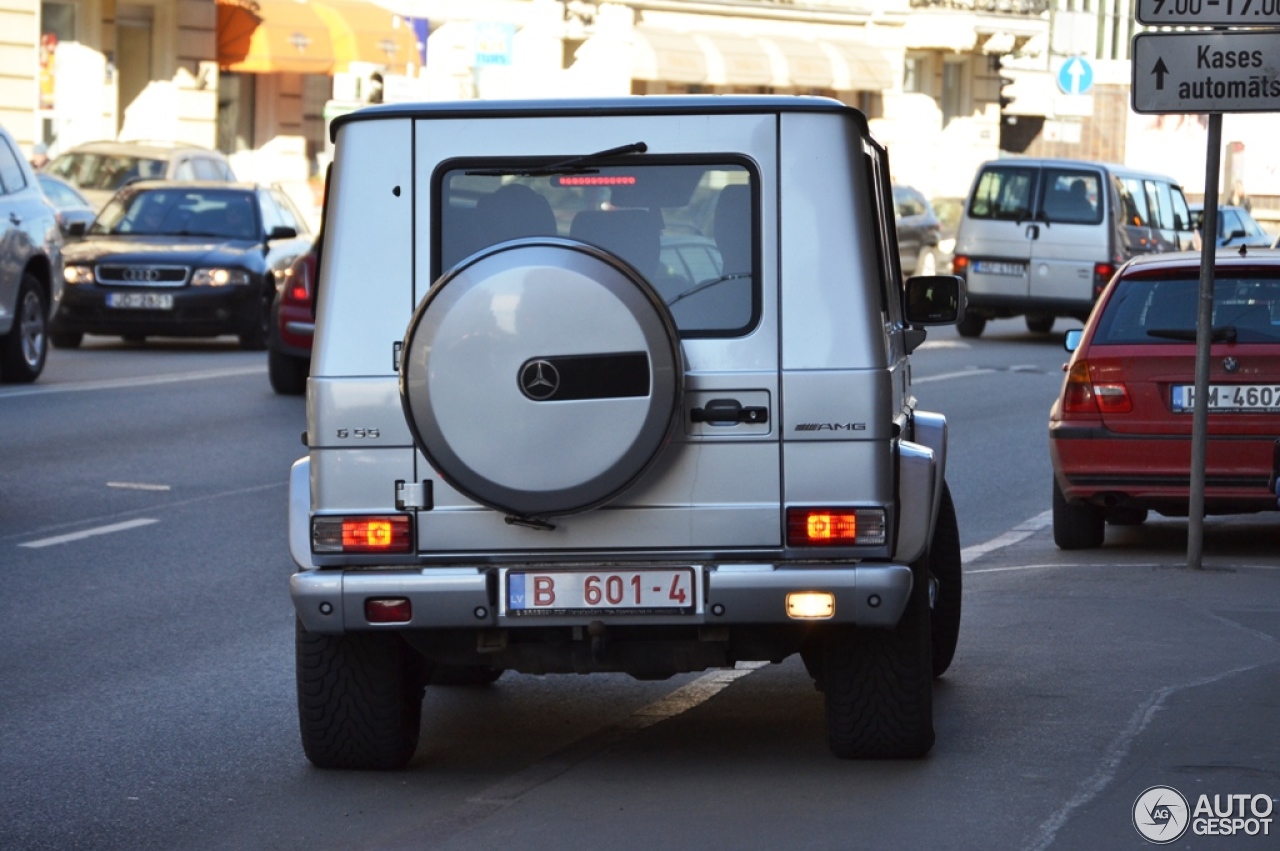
[690,398,768,425]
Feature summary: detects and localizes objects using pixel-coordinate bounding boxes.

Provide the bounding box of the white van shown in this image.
[951,158,1195,337]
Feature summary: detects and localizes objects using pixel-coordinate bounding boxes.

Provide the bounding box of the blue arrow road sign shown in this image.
[1058,56,1094,95]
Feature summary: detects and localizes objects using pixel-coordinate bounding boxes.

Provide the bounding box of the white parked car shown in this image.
[0,124,62,383]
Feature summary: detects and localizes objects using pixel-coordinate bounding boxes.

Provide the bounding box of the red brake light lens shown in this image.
[312,515,412,553]
[365,597,412,623]
[284,254,314,304]
[1092,263,1116,299]
[952,254,969,274]
[554,175,637,186]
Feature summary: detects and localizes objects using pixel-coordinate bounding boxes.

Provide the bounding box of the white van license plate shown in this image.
[107,292,174,310]
[507,568,695,616]
[973,260,1026,277]
[1172,384,1280,412]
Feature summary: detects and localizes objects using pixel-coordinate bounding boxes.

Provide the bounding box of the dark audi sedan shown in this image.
[52,181,311,349]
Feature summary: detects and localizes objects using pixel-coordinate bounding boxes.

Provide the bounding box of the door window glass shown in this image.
[1119,178,1152,227]
[0,136,27,193]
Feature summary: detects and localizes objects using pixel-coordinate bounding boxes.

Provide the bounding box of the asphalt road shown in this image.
[1,324,1277,851]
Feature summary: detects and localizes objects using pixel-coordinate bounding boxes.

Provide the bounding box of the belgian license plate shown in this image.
[1172,384,1280,412]
[107,292,174,310]
[973,260,1026,277]
[507,568,696,616]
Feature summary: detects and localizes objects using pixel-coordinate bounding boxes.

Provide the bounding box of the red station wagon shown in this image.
[1049,249,1280,549]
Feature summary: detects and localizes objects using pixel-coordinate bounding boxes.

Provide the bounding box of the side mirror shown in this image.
[905,274,966,325]
[267,225,298,242]
[1064,328,1083,352]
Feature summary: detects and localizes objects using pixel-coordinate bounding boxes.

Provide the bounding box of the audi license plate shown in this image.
[507,568,696,616]
[973,260,1027,277]
[107,292,174,310]
[1172,384,1280,412]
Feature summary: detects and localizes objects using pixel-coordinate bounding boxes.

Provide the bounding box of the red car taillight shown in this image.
[312,515,413,553]
[1092,262,1116,300]
[952,254,969,277]
[1062,360,1132,414]
[786,507,887,547]
[282,253,315,306]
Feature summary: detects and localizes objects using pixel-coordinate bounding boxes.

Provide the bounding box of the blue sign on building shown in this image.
[1057,56,1094,95]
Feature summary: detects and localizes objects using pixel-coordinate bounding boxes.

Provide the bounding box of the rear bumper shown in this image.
[290,561,914,634]
[1050,423,1279,510]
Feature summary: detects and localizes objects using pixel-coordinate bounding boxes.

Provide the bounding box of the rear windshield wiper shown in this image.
[1147,325,1237,342]
[465,142,647,177]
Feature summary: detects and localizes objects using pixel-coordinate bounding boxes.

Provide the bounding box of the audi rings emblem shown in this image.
[519,359,560,401]
[122,268,163,282]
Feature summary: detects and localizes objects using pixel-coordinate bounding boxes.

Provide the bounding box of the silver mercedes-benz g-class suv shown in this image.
[289,96,965,769]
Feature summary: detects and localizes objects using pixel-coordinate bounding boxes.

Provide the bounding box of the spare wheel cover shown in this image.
[401,238,682,518]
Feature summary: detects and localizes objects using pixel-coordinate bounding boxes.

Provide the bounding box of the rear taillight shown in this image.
[952,254,969,277]
[786,508,887,547]
[1062,360,1132,414]
[1092,262,1116,299]
[283,253,315,305]
[312,515,412,553]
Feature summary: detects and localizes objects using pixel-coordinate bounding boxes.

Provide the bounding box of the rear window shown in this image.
[1093,274,1280,345]
[436,160,757,337]
[967,166,1036,221]
[47,152,166,192]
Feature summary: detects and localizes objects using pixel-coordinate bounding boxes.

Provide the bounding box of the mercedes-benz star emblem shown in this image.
[519,359,560,400]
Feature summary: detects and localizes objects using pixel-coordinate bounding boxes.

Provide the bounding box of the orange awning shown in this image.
[218,0,336,74]
[217,0,419,76]
[311,0,419,75]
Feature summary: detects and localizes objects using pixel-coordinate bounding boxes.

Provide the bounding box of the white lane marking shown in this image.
[913,367,997,385]
[107,482,172,491]
[19,518,159,549]
[962,510,1052,564]
[1026,662,1268,851]
[2,482,280,544]
[0,365,265,398]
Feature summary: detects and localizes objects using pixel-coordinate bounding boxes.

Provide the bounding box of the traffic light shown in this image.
[994,55,1015,113]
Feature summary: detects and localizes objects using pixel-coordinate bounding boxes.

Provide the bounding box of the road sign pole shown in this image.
[1187,112,1222,571]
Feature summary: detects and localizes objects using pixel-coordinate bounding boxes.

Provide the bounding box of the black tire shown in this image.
[295,620,425,770]
[428,665,504,687]
[955,311,986,338]
[50,327,83,349]
[925,482,962,678]
[1,273,48,383]
[268,347,309,396]
[238,290,272,351]
[822,562,935,759]
[1052,478,1105,550]
[1106,507,1149,526]
[1025,314,1055,334]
